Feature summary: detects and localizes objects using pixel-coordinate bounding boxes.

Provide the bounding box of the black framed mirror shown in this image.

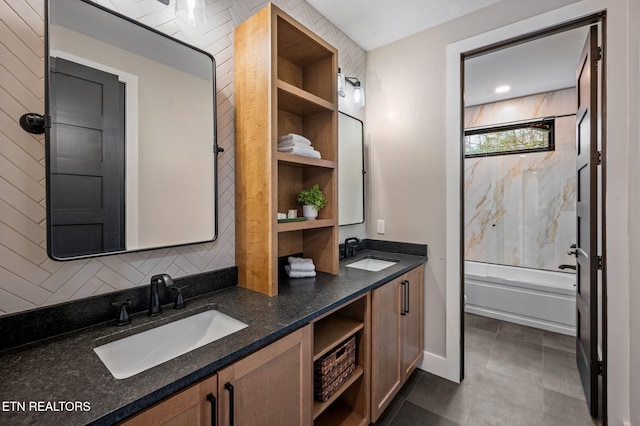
[338,112,365,225]
[45,0,218,260]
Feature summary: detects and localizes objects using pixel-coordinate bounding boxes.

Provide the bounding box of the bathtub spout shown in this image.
[558,264,576,270]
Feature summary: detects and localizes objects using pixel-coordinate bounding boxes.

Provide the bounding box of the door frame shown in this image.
[458,12,607,422]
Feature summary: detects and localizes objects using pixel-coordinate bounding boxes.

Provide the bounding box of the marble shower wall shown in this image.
[464,88,576,271]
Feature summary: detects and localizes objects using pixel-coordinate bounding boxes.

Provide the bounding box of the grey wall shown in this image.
[0,0,366,315]
[628,1,640,424]
[366,26,449,359]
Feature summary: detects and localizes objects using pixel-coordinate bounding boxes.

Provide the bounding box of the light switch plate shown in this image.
[377,219,385,234]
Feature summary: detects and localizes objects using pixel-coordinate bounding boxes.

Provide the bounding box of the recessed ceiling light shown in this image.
[495,85,511,94]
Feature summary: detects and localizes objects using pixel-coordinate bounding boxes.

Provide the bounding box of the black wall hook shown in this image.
[19,113,46,134]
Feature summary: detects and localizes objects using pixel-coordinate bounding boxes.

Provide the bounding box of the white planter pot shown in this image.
[302,205,318,220]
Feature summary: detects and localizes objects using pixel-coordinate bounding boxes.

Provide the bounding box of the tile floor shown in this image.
[375,314,600,426]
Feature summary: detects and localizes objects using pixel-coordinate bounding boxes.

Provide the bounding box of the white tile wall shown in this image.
[0,0,366,315]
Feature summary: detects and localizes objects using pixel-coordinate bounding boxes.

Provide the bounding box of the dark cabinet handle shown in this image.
[405,280,410,315]
[206,393,216,426]
[400,280,407,316]
[224,382,234,426]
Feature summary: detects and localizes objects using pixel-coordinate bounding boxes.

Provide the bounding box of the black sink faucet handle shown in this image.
[111,298,132,326]
[169,286,188,309]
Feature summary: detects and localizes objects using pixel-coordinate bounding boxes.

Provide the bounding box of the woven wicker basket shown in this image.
[314,335,356,401]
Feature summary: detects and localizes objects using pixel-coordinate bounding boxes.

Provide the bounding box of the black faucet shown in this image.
[148,274,174,316]
[344,237,360,258]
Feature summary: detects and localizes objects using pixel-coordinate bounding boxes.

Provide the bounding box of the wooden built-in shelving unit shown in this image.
[234,3,339,296]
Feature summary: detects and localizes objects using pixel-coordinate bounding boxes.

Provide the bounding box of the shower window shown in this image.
[464,119,555,158]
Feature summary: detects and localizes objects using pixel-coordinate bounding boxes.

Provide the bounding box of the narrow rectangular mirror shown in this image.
[46,0,218,260]
[338,112,365,225]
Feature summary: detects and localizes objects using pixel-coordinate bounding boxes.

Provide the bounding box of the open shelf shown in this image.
[278,163,334,222]
[277,218,335,233]
[313,315,364,361]
[278,80,334,115]
[314,397,368,426]
[277,108,335,162]
[277,152,336,169]
[313,366,364,420]
[311,294,370,425]
[277,16,333,68]
[276,14,334,103]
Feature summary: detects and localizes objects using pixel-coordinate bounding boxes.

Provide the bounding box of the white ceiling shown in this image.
[464,26,589,106]
[305,0,502,51]
[306,0,588,106]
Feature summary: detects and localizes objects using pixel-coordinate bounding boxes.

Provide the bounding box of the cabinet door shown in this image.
[370,276,402,422]
[217,325,312,426]
[401,265,424,380]
[120,375,218,426]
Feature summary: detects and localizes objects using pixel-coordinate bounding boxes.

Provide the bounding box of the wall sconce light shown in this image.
[337,68,346,97]
[338,68,365,108]
[350,80,365,108]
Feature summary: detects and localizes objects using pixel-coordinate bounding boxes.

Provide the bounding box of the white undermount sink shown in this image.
[93,309,248,379]
[346,257,398,272]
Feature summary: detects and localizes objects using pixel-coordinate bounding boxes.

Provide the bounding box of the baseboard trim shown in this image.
[419,350,460,383]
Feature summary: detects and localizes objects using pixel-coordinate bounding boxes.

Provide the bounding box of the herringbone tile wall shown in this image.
[0,0,366,315]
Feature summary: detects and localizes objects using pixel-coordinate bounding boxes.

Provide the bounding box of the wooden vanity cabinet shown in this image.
[217,325,312,426]
[120,375,218,426]
[370,265,424,422]
[120,264,424,426]
[121,325,311,426]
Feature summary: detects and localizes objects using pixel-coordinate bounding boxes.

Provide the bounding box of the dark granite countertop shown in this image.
[0,249,426,425]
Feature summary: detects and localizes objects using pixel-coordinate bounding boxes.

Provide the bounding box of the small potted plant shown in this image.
[297,184,327,220]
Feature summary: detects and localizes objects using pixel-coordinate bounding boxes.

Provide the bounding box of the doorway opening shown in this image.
[460,12,607,423]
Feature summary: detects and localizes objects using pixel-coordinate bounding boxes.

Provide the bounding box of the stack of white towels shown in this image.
[278,133,321,159]
[285,256,316,278]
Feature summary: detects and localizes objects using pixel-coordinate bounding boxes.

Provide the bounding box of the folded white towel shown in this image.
[290,262,315,272]
[288,257,316,272]
[285,265,317,278]
[278,134,312,146]
[290,263,315,272]
[278,139,312,148]
[288,256,313,264]
[278,146,321,159]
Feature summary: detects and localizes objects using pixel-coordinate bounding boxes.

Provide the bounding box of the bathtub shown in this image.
[464,261,576,336]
